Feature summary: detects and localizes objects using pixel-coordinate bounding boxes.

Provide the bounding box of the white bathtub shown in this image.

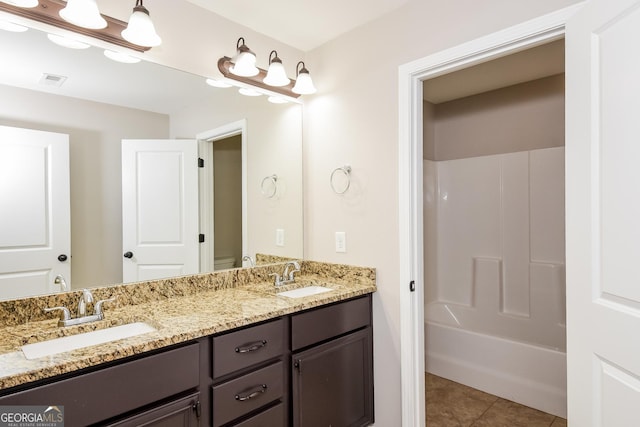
[425,314,567,418]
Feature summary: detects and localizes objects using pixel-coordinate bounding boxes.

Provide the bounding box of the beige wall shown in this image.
[0,84,169,288]
[302,1,580,424]
[426,74,565,161]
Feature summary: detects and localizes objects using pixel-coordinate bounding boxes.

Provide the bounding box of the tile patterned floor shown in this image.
[426,373,567,427]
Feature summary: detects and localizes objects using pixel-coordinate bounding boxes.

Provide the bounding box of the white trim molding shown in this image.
[397,3,583,426]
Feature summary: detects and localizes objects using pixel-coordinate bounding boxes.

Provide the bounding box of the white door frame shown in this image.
[397,4,584,425]
[197,119,248,272]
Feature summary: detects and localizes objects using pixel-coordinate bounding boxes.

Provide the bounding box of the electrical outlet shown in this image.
[276,228,285,246]
[335,232,347,253]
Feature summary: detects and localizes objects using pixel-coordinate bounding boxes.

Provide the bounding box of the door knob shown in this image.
[57,254,68,262]
[123,251,134,259]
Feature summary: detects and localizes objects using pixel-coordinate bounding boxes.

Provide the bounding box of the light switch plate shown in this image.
[335,231,346,253]
[276,228,285,246]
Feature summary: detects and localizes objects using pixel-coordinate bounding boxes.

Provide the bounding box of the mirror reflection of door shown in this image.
[121,139,199,283]
[0,125,71,299]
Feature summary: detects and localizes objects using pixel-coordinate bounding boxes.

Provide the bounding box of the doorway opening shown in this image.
[197,120,248,273]
[422,39,567,419]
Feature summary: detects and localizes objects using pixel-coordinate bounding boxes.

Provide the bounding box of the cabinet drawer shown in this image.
[231,402,285,427]
[212,361,283,427]
[0,343,200,426]
[213,318,284,378]
[291,295,371,350]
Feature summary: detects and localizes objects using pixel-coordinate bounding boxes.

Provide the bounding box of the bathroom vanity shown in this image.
[0,262,375,427]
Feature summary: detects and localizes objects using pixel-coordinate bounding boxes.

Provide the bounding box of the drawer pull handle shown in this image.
[235,384,267,402]
[235,340,267,353]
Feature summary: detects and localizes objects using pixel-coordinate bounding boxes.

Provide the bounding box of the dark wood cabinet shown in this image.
[290,296,374,427]
[0,294,374,427]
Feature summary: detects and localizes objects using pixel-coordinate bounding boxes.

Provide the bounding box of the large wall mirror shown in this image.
[0,24,303,301]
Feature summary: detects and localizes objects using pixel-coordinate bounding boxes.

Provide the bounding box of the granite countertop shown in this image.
[0,261,376,391]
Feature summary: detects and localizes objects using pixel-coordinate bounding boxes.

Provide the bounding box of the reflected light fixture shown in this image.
[59,0,107,30]
[206,78,232,88]
[229,37,259,77]
[0,0,154,52]
[104,49,141,63]
[238,87,262,97]
[0,0,38,7]
[121,0,161,47]
[0,19,28,31]
[263,50,290,87]
[268,96,288,104]
[292,61,316,95]
[47,33,91,49]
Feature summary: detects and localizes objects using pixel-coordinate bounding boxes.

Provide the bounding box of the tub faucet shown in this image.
[242,255,255,267]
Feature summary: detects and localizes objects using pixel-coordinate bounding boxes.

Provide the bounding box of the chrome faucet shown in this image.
[270,261,301,287]
[44,290,116,327]
[77,288,94,317]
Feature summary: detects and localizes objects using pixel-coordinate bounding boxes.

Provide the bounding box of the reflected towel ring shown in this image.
[330,165,351,194]
[261,174,278,198]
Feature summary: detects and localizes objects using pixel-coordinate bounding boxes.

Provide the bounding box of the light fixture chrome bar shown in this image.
[0,0,150,52]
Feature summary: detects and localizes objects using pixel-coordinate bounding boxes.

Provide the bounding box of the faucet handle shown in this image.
[94,297,116,316]
[44,306,71,321]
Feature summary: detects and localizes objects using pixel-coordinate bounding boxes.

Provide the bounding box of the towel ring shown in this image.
[261,174,278,198]
[330,165,351,194]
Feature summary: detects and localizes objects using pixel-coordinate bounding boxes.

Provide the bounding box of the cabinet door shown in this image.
[106,392,200,427]
[292,328,373,427]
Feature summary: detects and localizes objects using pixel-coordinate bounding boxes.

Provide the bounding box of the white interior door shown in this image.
[566,0,640,424]
[121,139,198,283]
[0,125,70,299]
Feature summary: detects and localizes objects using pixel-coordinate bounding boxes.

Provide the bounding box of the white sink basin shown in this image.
[21,322,156,360]
[277,285,332,298]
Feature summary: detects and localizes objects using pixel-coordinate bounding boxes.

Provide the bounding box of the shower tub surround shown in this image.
[424,147,566,417]
[0,260,375,390]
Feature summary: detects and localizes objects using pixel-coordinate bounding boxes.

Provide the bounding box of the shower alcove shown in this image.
[423,39,567,417]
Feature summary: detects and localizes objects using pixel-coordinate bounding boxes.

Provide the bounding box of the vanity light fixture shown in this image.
[218,37,317,99]
[0,0,156,52]
[292,61,316,95]
[0,0,38,8]
[263,50,290,87]
[47,33,91,49]
[0,18,28,31]
[59,0,107,30]
[104,49,141,64]
[229,37,259,77]
[121,0,161,48]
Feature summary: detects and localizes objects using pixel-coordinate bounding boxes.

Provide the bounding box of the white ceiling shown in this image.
[184,0,411,52]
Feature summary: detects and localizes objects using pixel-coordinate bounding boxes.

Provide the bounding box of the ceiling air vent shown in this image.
[39,73,67,87]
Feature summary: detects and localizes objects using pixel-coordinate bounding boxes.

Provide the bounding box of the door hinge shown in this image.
[409,280,415,292]
[198,157,204,168]
[199,234,205,243]
[294,359,302,373]
[193,400,201,418]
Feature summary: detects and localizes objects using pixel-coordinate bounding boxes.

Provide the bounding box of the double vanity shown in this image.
[0,260,376,426]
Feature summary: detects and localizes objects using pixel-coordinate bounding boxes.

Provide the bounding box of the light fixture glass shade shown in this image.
[122,3,161,47]
[238,87,262,97]
[263,53,289,87]
[104,49,141,63]
[268,96,288,104]
[0,0,39,8]
[0,19,29,32]
[47,33,91,49]
[292,70,316,95]
[206,78,232,88]
[59,0,107,30]
[229,38,259,77]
